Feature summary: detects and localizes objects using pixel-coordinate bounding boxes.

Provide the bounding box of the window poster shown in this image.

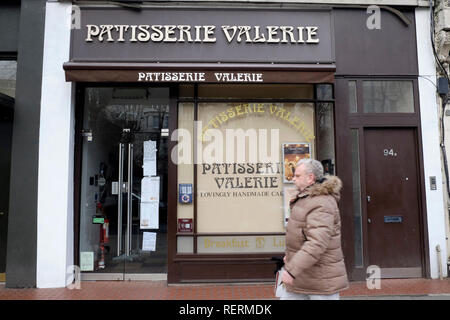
[282,143,311,183]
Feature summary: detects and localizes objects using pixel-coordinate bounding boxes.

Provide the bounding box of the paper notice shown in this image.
[142,232,157,251]
[140,201,159,229]
[80,252,94,271]
[141,176,160,202]
[143,140,157,176]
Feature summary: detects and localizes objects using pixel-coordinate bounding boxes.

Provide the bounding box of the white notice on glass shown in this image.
[141,176,160,202]
[143,140,157,176]
[140,201,159,229]
[80,252,94,271]
[142,232,157,251]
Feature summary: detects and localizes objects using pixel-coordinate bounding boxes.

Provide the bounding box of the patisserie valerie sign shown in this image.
[85,24,320,44]
[70,8,333,63]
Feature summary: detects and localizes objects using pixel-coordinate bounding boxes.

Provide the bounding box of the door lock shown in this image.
[367,196,371,202]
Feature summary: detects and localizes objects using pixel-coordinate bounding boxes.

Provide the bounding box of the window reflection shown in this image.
[363,81,414,113]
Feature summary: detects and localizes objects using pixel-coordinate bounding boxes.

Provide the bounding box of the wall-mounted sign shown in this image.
[179,183,193,204]
[70,8,333,63]
[64,66,335,83]
[178,218,193,233]
[92,215,105,224]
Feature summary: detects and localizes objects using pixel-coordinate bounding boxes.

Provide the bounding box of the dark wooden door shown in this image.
[364,128,423,277]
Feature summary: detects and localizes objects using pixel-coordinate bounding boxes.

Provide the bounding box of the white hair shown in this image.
[296,158,324,181]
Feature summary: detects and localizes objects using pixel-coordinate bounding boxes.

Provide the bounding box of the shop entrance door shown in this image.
[364,128,423,278]
[79,87,170,280]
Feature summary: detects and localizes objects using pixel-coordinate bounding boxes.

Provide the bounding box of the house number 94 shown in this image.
[383,149,397,157]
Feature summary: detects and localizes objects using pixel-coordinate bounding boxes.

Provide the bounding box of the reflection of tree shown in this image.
[365,81,412,113]
[317,102,334,162]
[85,87,170,173]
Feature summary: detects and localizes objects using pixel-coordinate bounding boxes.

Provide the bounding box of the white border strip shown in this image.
[416,8,448,279]
[37,2,74,288]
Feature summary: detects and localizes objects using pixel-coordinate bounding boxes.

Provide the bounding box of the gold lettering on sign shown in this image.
[198,236,285,253]
[203,238,250,249]
[201,103,315,142]
[85,24,320,44]
[256,237,266,249]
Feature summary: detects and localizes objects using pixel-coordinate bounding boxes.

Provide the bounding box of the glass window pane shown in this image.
[196,102,315,235]
[79,87,170,273]
[177,237,194,254]
[198,84,314,100]
[316,84,333,100]
[348,81,357,113]
[0,61,17,98]
[363,80,414,113]
[351,129,363,267]
[317,102,335,175]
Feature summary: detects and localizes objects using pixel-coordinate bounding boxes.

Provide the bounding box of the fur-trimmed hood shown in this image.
[298,175,342,201]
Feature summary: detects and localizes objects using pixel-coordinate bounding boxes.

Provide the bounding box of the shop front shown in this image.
[57,3,447,284]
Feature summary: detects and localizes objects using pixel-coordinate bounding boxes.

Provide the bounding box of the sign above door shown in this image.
[69,7,334,64]
[63,62,336,83]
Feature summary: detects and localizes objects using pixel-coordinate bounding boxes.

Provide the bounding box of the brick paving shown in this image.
[0,278,449,300]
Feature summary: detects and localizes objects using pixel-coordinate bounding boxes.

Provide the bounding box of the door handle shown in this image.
[125,143,134,257]
[367,196,371,202]
[117,143,125,257]
[368,218,372,224]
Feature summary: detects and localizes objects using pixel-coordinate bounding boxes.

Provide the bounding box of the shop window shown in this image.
[316,102,335,175]
[316,84,333,100]
[0,61,17,98]
[362,80,414,113]
[177,236,194,254]
[348,80,357,113]
[196,101,314,236]
[176,84,336,254]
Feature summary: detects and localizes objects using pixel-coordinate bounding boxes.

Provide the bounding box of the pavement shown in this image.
[0,278,450,300]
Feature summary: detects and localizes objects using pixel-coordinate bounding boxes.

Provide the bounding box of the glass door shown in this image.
[79,87,169,280]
